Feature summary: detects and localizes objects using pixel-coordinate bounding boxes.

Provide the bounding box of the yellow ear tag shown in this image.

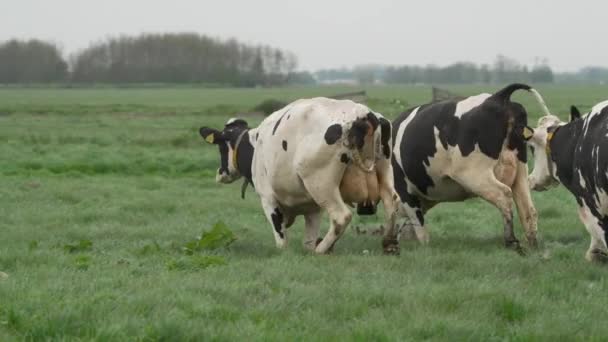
[523,127,534,139]
[205,134,214,144]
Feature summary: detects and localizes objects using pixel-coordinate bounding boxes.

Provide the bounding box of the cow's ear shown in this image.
[199,127,221,144]
[570,106,582,122]
[522,126,535,141]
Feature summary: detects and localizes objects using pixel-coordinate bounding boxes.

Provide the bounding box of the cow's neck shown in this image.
[548,120,583,189]
[233,130,255,186]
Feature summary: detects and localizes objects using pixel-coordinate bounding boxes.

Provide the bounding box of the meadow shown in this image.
[1,84,608,341]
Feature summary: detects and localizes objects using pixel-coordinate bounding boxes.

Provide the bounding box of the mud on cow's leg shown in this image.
[261,198,288,249]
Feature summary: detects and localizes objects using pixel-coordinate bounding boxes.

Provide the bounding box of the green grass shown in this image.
[1,84,608,340]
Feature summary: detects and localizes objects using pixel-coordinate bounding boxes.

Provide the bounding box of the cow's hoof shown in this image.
[315,238,335,254]
[526,236,539,249]
[506,240,526,256]
[382,239,400,256]
[589,249,608,263]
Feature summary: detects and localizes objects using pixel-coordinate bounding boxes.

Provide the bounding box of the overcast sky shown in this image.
[3,0,606,71]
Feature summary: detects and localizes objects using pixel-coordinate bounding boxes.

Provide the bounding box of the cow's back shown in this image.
[572,102,608,215]
[251,98,374,206]
[392,95,528,201]
[392,101,472,200]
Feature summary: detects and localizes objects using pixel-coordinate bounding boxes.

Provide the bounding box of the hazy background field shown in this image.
[1,84,608,340]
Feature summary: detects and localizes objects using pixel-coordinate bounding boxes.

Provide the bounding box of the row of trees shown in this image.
[0,34,299,86]
[315,56,557,85]
[0,39,68,83]
[1,37,607,85]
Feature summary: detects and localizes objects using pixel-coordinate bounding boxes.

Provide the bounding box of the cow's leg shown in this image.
[314,194,352,254]
[578,205,608,263]
[396,191,429,245]
[453,170,522,252]
[375,159,399,254]
[261,198,288,249]
[300,176,351,254]
[303,211,321,252]
[297,152,353,254]
[511,161,538,247]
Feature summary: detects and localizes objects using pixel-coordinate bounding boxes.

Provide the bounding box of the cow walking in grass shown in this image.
[528,100,608,262]
[387,84,550,253]
[199,98,397,254]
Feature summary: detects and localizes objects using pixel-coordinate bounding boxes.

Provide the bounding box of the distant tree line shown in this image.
[1,37,607,86]
[315,56,558,85]
[0,34,303,86]
[0,39,68,83]
[315,56,608,85]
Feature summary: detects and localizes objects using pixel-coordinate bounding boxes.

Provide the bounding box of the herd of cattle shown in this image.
[199,83,608,262]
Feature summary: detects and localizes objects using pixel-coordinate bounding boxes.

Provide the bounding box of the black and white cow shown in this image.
[388,84,551,252]
[528,100,608,262]
[199,98,397,254]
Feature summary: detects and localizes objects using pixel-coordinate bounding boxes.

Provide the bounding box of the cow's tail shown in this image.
[492,83,551,116]
[346,114,384,216]
[346,114,381,173]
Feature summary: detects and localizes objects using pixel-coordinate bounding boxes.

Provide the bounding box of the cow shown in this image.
[386,84,551,253]
[527,100,608,262]
[198,98,397,254]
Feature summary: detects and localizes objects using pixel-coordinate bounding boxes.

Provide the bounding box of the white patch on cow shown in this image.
[583,101,608,136]
[393,106,420,167]
[592,100,608,114]
[226,118,237,125]
[578,205,608,261]
[595,187,608,214]
[578,169,586,189]
[596,146,601,175]
[454,94,491,118]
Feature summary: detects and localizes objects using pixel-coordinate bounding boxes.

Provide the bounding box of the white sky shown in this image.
[3,0,606,71]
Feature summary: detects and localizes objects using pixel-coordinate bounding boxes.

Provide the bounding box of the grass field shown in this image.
[1,84,608,340]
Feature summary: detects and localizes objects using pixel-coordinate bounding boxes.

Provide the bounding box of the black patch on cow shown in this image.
[270,208,284,239]
[348,119,368,149]
[287,115,290,120]
[282,140,288,151]
[324,124,343,145]
[548,104,608,235]
[226,119,249,129]
[235,132,254,185]
[272,109,290,135]
[366,112,379,130]
[570,106,582,122]
[255,132,259,140]
[391,87,531,196]
[218,142,229,175]
[415,209,424,226]
[391,157,421,210]
[505,102,529,163]
[340,153,349,164]
[379,117,391,158]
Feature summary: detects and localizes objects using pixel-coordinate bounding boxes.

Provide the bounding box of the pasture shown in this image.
[1,84,608,340]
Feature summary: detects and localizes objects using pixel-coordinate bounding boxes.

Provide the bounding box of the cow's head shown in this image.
[199,118,249,184]
[526,114,564,191]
